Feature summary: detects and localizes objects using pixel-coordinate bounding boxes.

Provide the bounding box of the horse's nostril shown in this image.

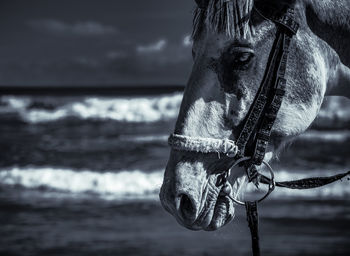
[178,194,196,221]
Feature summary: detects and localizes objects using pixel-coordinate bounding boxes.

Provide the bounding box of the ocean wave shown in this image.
[314,96,350,129]
[1,94,350,128]
[0,167,349,201]
[0,167,163,200]
[0,93,183,123]
[119,134,169,143]
[299,130,350,142]
[119,130,350,144]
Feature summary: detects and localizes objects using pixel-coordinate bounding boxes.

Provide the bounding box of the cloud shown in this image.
[28,19,117,36]
[0,35,193,85]
[136,39,167,53]
[182,35,192,47]
[106,51,128,59]
[103,36,192,79]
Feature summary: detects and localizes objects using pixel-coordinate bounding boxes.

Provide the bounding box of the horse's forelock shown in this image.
[192,0,255,40]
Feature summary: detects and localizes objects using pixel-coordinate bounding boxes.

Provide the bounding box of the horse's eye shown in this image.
[234,52,254,64]
[220,49,254,71]
[237,53,251,62]
[231,52,254,70]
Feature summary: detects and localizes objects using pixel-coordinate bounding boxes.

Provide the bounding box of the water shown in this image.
[0,92,349,256]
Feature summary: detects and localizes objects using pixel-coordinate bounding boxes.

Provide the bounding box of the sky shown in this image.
[0,0,195,86]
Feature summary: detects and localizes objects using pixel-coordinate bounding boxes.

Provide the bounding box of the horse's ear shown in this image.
[195,0,209,9]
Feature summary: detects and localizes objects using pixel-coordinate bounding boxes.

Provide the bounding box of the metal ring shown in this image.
[226,158,276,206]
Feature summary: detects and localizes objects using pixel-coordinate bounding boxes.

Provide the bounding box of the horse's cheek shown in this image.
[273,32,327,138]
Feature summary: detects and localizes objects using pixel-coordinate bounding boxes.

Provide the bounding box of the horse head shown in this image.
[160,0,350,231]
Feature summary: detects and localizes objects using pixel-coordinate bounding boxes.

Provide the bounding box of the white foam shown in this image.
[315,96,350,128]
[319,96,350,120]
[299,130,350,142]
[119,134,169,143]
[0,167,163,200]
[2,94,350,128]
[0,93,183,123]
[0,167,349,201]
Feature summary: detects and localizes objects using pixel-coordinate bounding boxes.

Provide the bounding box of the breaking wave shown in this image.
[1,94,350,128]
[0,167,349,201]
[0,93,183,123]
[314,96,350,129]
[0,167,163,200]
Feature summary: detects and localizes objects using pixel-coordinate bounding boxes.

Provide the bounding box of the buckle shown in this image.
[273,9,299,35]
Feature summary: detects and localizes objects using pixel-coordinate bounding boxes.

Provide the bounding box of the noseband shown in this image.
[168,5,350,256]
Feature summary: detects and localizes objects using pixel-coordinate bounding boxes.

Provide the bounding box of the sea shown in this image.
[0,88,349,256]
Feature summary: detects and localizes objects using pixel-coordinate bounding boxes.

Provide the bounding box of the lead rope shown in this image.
[246,201,260,256]
[223,157,350,256]
[246,8,297,255]
[237,166,350,256]
[234,7,298,256]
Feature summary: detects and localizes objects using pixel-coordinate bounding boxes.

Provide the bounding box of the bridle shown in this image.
[168,4,350,256]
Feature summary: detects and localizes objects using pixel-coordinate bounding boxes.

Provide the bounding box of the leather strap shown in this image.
[234,7,299,185]
[260,170,350,189]
[245,201,260,256]
[250,8,298,165]
[236,8,298,156]
[238,7,299,256]
[271,8,299,35]
[251,31,291,165]
[243,170,349,256]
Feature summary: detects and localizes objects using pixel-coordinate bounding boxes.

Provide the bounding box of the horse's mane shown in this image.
[192,0,254,40]
[306,0,350,30]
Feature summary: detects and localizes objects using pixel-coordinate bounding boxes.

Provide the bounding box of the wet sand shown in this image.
[0,195,349,256]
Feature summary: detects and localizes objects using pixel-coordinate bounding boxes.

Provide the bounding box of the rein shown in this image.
[168,5,350,256]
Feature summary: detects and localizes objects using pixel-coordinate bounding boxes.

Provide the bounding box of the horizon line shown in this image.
[0,85,185,96]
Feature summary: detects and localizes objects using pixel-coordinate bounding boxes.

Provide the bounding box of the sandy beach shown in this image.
[1,194,349,256]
